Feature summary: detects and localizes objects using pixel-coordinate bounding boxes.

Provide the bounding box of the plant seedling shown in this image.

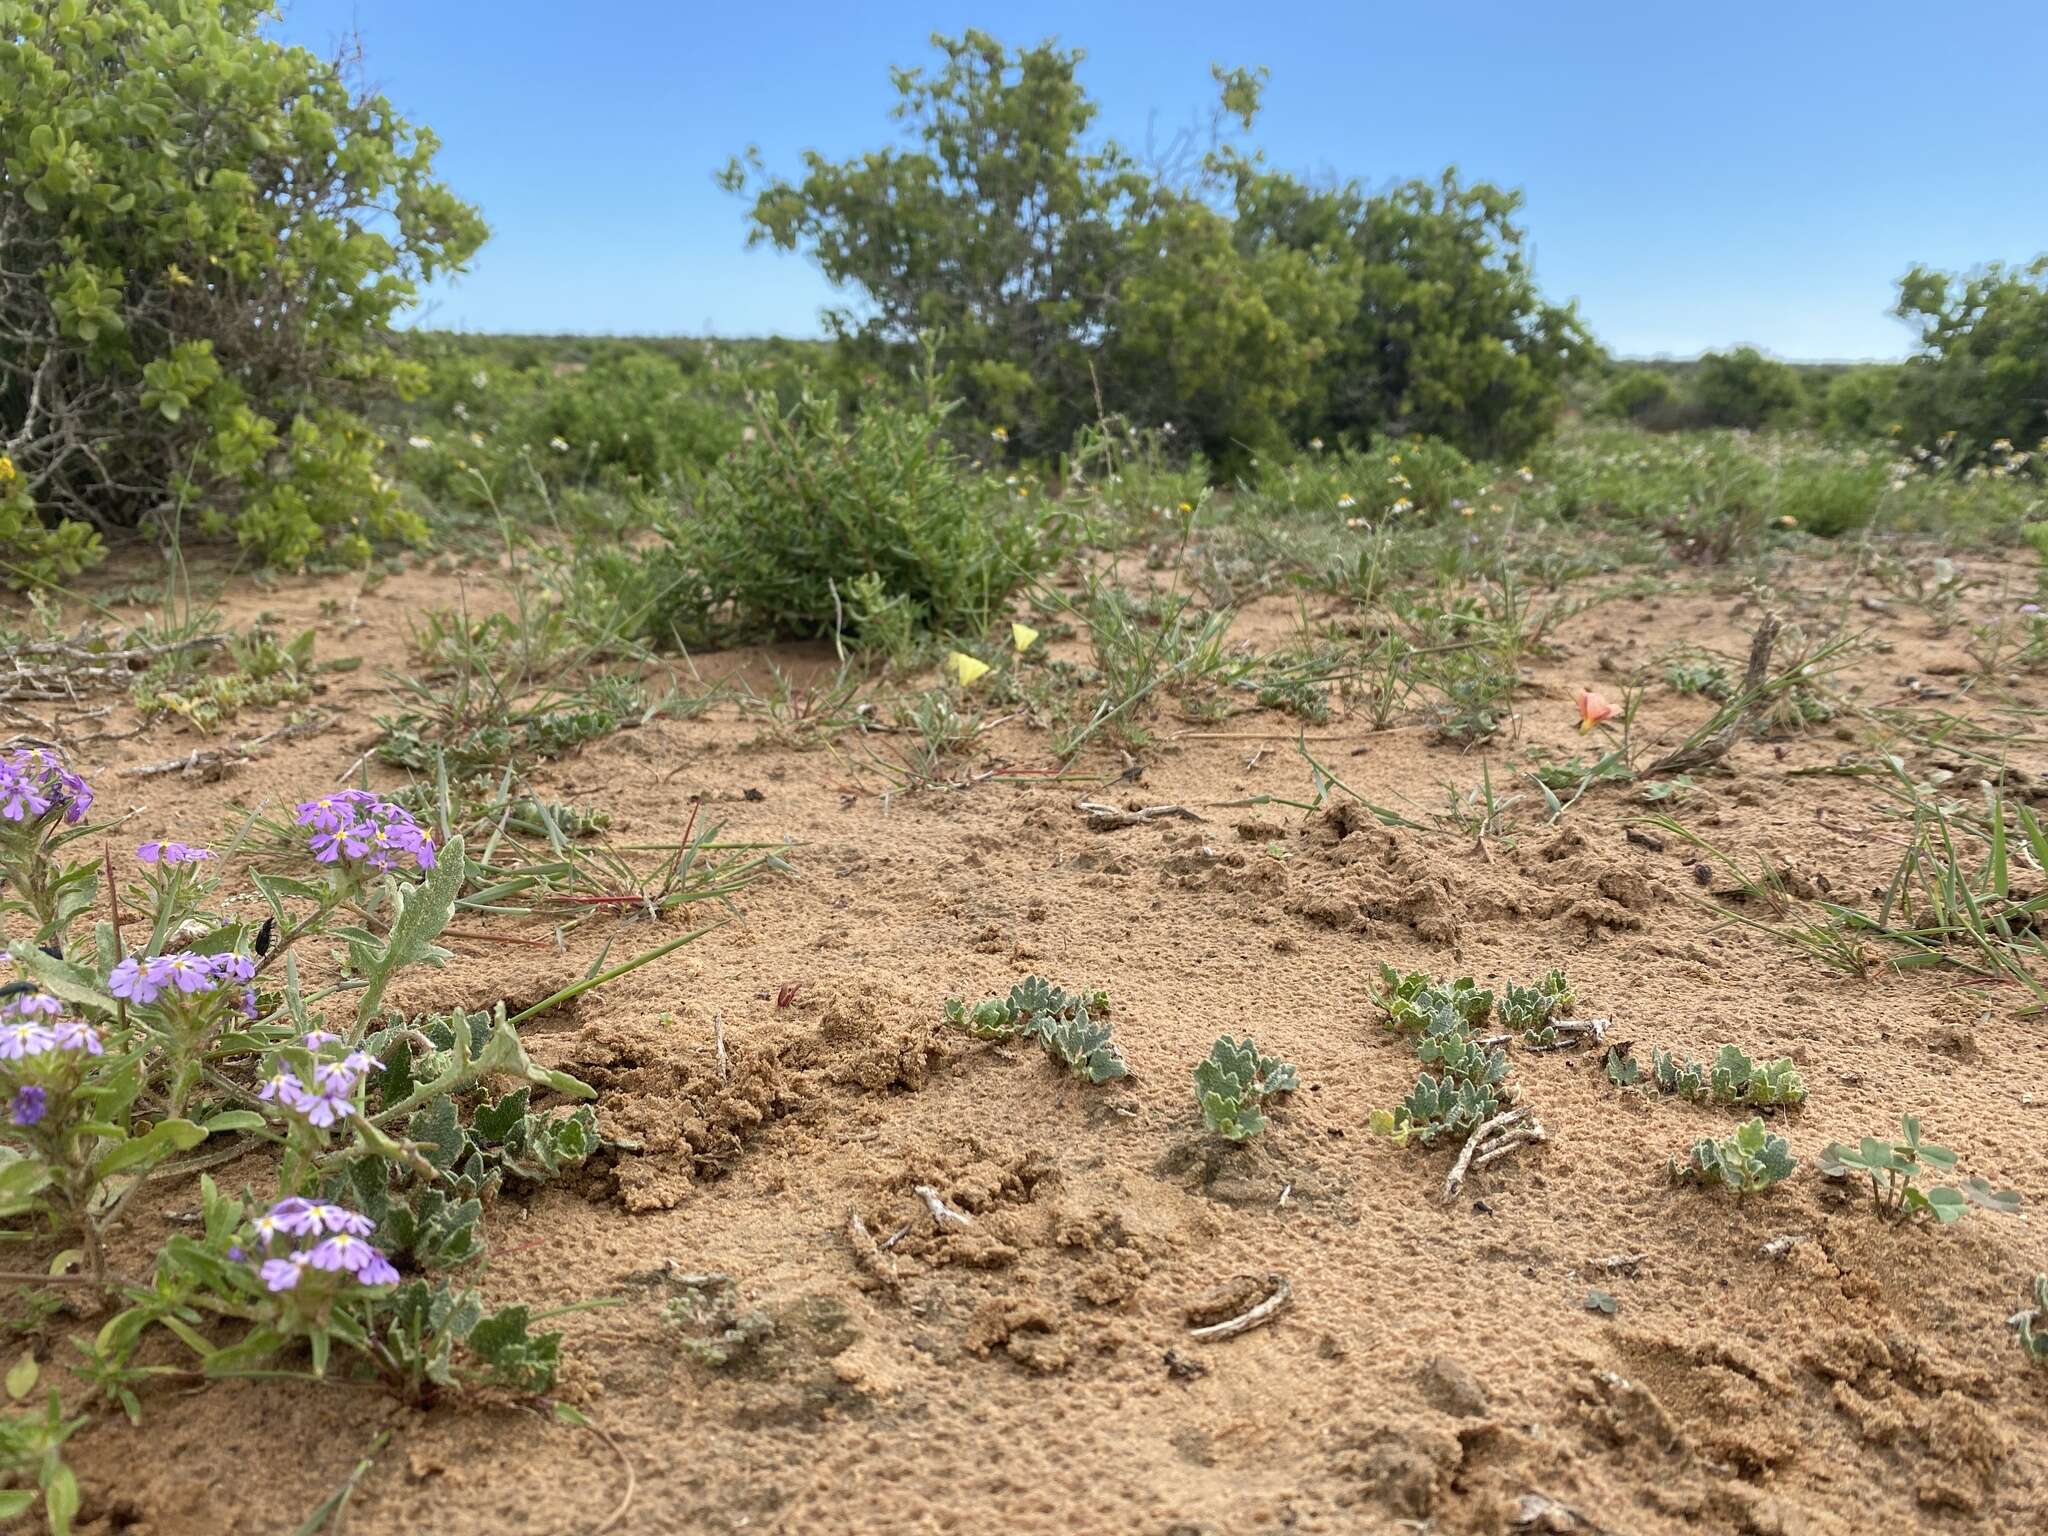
[945,977,1126,1083]
[1818,1115,2022,1223]
[1675,1117,1795,1195]
[1649,1044,1804,1109]
[1194,1035,1299,1141]
[2017,1275,2048,1365]
[1498,969,1573,1044]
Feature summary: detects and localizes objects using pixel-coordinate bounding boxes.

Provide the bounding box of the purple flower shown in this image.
[8,1085,46,1127]
[297,792,435,874]
[0,1022,55,1060]
[137,841,213,865]
[258,1068,307,1105]
[260,1254,309,1292]
[306,1232,392,1278]
[0,750,90,826]
[0,990,60,1022]
[49,1019,101,1056]
[109,950,255,1007]
[303,1031,341,1049]
[109,955,165,1005]
[274,1200,373,1239]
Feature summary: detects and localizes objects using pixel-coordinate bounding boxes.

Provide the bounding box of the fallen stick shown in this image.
[1187,1273,1291,1341]
[1523,1017,1609,1051]
[844,1211,901,1296]
[912,1184,974,1232]
[1075,799,1207,830]
[1443,1105,1534,1203]
[1470,1122,1547,1171]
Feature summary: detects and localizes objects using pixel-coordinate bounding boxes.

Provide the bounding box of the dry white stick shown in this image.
[1443,1105,1533,1203]
[912,1184,974,1231]
[1187,1274,1291,1341]
[1470,1122,1548,1170]
[712,1011,728,1081]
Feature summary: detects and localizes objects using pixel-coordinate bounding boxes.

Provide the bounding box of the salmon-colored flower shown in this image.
[1576,689,1618,732]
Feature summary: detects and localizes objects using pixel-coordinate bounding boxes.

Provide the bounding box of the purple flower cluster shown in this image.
[248,1196,399,1291]
[259,1043,380,1128]
[0,748,92,826]
[109,949,256,1007]
[294,790,436,874]
[0,1014,102,1061]
[136,840,213,865]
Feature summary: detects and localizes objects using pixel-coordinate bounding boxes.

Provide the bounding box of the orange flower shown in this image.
[1576,689,1618,732]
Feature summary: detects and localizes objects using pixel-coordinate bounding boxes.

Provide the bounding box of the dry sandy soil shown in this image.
[9,544,2048,1536]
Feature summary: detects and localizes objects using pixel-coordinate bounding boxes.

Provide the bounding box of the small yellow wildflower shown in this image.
[991,426,1009,443]
[1011,622,1039,653]
[945,652,991,687]
[1336,493,1356,510]
[0,454,14,487]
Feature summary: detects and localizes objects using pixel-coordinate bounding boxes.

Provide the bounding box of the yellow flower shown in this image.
[1336,493,1356,509]
[1308,437,1324,451]
[1777,514,1797,528]
[1011,622,1039,653]
[991,426,1009,442]
[1177,500,1193,513]
[945,652,991,687]
[0,454,14,487]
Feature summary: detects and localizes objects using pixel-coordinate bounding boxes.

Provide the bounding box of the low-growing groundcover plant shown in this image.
[0,756,678,1530]
[1366,964,1566,1147]
[1194,1036,1298,1141]
[1674,1117,1795,1196]
[0,0,486,582]
[944,975,1127,1082]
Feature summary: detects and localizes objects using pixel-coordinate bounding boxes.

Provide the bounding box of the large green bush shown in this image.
[614,389,1058,649]
[1893,258,2048,462]
[728,31,1590,470]
[1692,347,1806,429]
[0,0,484,583]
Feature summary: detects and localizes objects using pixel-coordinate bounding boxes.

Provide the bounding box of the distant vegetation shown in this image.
[0,13,2044,601]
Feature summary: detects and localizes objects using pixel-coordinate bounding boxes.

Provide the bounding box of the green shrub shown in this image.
[1821,366,1901,439]
[1892,259,2048,464]
[729,32,1591,465]
[0,0,484,580]
[1595,369,1678,422]
[1694,347,1806,429]
[626,389,1058,648]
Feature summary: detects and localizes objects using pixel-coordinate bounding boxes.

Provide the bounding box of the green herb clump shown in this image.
[1674,1117,1795,1195]
[1194,1036,1299,1141]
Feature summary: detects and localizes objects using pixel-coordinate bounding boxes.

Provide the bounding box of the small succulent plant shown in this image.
[1674,1117,1795,1195]
[1194,1035,1298,1141]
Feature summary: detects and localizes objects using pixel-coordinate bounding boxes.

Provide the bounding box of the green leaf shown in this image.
[93,1118,206,1179]
[5,1351,37,1400]
[203,1110,268,1134]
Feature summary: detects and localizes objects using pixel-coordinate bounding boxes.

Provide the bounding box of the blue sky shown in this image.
[274,1,2047,360]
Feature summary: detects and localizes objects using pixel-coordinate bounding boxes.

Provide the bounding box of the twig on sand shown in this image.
[845,1211,901,1296]
[912,1184,974,1231]
[1443,1105,1547,1202]
[582,1416,638,1536]
[713,1011,728,1081]
[1075,799,1207,830]
[1187,1273,1291,1341]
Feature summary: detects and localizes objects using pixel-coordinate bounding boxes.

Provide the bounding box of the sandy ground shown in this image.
[8,543,2048,1536]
